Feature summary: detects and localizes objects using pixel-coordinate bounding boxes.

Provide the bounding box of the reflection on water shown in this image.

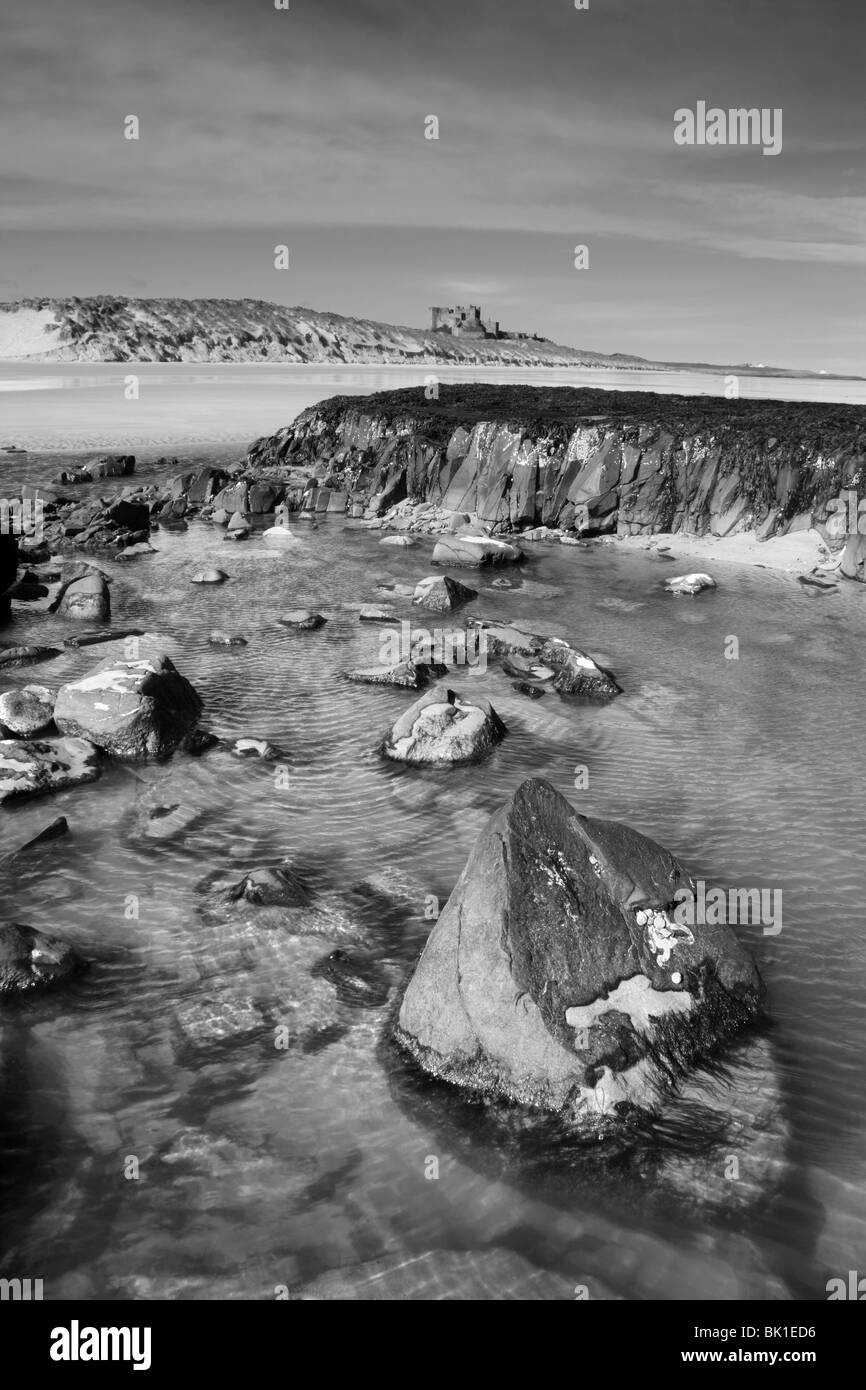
[1,460,865,1300]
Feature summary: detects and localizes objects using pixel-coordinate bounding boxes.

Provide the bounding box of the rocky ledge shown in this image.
[245,384,866,578]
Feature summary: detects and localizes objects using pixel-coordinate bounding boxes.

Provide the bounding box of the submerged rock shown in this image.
[0,644,62,669]
[208,630,248,647]
[53,654,203,761]
[0,685,55,737]
[665,573,717,596]
[395,777,763,1128]
[0,737,100,803]
[413,575,478,613]
[382,686,506,765]
[0,922,85,995]
[311,948,391,1007]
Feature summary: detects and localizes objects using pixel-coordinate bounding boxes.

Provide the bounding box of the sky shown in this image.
[1,0,864,372]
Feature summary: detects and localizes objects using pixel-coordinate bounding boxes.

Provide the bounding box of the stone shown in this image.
[0,737,100,803]
[432,535,523,568]
[278,611,326,630]
[380,535,415,548]
[262,526,303,547]
[665,573,717,596]
[208,631,248,646]
[58,573,111,622]
[345,661,429,689]
[53,654,203,761]
[0,922,85,995]
[413,575,478,613]
[382,686,507,765]
[395,778,763,1127]
[358,605,397,622]
[0,644,62,669]
[512,680,544,699]
[0,685,55,737]
[538,637,622,700]
[310,949,390,1007]
[232,738,282,760]
[84,455,134,479]
[191,569,228,584]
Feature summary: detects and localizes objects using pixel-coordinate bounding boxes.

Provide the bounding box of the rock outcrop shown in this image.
[245,386,866,569]
[395,778,764,1127]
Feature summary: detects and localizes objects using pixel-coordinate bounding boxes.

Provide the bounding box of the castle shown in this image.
[430,304,501,339]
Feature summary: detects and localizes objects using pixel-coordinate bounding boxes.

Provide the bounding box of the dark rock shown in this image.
[0,922,85,995]
[311,949,390,1007]
[539,638,622,700]
[0,644,62,669]
[413,575,478,612]
[395,778,763,1126]
[278,611,326,630]
[63,628,144,649]
[512,680,544,699]
[345,660,429,689]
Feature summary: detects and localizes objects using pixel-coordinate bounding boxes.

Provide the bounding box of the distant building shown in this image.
[430,304,501,338]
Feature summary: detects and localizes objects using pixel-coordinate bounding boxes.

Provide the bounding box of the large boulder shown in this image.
[0,922,85,995]
[0,736,100,802]
[395,778,763,1127]
[382,686,506,765]
[58,573,111,621]
[432,536,523,568]
[413,575,477,612]
[53,653,203,760]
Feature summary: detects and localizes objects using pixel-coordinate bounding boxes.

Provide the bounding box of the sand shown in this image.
[614,527,838,577]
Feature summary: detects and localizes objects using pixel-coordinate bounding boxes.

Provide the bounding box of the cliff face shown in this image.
[0,296,647,367]
[247,385,866,552]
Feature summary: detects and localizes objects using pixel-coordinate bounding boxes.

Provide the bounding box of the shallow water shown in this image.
[1,445,866,1301]
[1,362,865,453]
